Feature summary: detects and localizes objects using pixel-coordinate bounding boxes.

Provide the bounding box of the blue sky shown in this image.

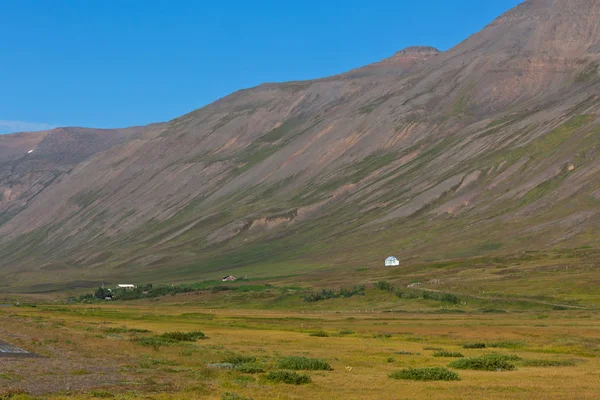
[0,0,522,133]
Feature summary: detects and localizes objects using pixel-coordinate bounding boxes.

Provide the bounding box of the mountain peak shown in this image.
[381,46,441,64]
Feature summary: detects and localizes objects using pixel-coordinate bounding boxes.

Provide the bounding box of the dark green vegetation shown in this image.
[302,286,365,302]
[389,367,461,381]
[264,371,312,385]
[449,354,518,371]
[433,351,464,358]
[132,331,206,349]
[462,342,486,349]
[277,356,332,371]
[518,359,576,367]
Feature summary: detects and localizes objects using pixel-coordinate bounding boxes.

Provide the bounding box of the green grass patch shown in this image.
[264,370,312,385]
[159,331,206,341]
[277,356,332,371]
[462,342,486,349]
[389,367,460,381]
[309,331,329,337]
[519,359,576,367]
[433,351,464,358]
[449,354,518,371]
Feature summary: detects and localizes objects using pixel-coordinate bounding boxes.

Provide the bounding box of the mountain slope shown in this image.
[2,0,600,291]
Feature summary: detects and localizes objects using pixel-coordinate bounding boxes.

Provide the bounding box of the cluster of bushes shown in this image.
[449,354,519,371]
[264,371,312,385]
[277,356,332,371]
[77,279,272,302]
[462,342,486,349]
[133,331,206,349]
[519,359,576,367]
[433,351,464,358]
[375,281,460,304]
[218,354,265,374]
[463,341,527,349]
[302,286,365,302]
[389,367,460,381]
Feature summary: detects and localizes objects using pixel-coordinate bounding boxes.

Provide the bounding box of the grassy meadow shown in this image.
[1,291,599,399]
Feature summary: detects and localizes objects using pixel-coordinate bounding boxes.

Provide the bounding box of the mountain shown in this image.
[2,0,600,292]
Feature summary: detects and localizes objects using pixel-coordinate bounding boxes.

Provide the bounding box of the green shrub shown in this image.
[264,370,312,385]
[449,354,517,371]
[309,331,329,337]
[462,342,486,349]
[375,281,394,292]
[519,359,576,367]
[235,362,265,373]
[387,357,395,363]
[423,347,444,351]
[338,330,354,335]
[433,351,464,358]
[302,286,365,302]
[159,331,205,341]
[389,367,460,381]
[277,356,332,371]
[222,354,257,365]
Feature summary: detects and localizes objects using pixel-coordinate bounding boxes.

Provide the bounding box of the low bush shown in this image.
[235,362,265,373]
[449,354,517,371]
[433,351,464,358]
[309,331,329,337]
[389,367,460,381]
[423,347,444,351]
[159,331,205,341]
[462,342,486,349]
[277,356,332,371]
[479,308,507,314]
[302,286,365,302]
[264,370,312,385]
[519,359,576,367]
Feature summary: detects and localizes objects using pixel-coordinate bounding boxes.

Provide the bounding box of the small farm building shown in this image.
[385,256,400,266]
[117,284,136,289]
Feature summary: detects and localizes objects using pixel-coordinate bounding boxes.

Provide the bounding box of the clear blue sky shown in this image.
[0,0,522,133]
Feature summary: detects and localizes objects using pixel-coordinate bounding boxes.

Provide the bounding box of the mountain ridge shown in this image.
[2,0,600,292]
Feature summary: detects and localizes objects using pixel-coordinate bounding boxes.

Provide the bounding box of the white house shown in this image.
[385,256,400,267]
[117,284,136,289]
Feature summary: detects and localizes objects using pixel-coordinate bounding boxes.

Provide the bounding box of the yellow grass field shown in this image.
[1,302,599,400]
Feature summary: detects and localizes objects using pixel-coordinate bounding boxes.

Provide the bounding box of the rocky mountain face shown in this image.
[3,0,600,291]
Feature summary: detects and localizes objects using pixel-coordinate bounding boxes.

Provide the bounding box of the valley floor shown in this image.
[0,304,599,399]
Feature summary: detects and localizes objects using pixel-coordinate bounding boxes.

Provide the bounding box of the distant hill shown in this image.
[2,0,600,292]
